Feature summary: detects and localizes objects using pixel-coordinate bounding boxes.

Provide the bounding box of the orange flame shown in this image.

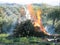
[27,4,49,35]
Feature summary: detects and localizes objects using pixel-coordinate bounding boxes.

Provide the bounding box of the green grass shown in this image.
[0,34,60,45]
[0,34,9,37]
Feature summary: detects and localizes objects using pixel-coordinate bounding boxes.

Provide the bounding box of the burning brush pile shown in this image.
[13,20,47,37]
[13,4,50,37]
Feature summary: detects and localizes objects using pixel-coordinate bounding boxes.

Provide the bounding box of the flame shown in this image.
[27,4,50,35]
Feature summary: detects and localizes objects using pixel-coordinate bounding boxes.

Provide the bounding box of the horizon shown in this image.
[0,0,59,6]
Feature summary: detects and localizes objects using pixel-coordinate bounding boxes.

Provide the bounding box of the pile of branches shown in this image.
[13,20,46,37]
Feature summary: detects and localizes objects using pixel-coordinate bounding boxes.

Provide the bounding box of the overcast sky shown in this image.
[0,0,59,6]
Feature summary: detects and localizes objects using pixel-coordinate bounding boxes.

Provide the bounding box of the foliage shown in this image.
[47,8,60,26]
[55,21,60,34]
[13,20,35,37]
[0,7,5,33]
[0,34,58,45]
[0,7,18,33]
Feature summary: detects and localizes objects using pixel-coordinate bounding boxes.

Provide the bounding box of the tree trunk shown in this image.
[53,19,55,26]
[0,24,2,33]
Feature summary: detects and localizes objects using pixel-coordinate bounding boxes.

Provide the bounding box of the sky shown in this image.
[0,0,59,6]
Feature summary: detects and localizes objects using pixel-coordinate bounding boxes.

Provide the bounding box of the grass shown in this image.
[0,34,9,37]
[0,34,60,45]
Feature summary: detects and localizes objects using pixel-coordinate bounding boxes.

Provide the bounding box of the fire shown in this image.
[34,9,41,27]
[27,4,50,35]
